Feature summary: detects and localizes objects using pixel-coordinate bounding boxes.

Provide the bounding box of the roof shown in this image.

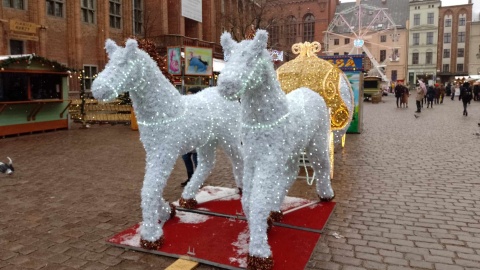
[336,0,410,29]
[0,54,75,72]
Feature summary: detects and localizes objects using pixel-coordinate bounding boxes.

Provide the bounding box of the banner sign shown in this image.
[182,0,202,22]
[9,20,38,34]
[319,55,364,72]
[185,46,213,76]
[167,47,182,75]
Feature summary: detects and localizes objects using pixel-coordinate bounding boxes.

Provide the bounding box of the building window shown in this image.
[3,0,24,9]
[444,49,450,58]
[344,38,350,44]
[46,0,63,17]
[134,0,143,35]
[459,17,466,26]
[270,21,280,46]
[458,32,465,43]
[443,64,449,72]
[344,52,349,55]
[414,14,420,26]
[458,48,464,57]
[333,52,339,56]
[412,52,419,64]
[380,50,386,62]
[286,16,296,45]
[81,0,96,24]
[427,13,434,24]
[444,33,451,43]
[413,33,419,45]
[427,32,433,45]
[303,14,315,42]
[9,40,24,55]
[109,0,121,29]
[426,52,433,64]
[457,64,464,72]
[334,39,339,45]
[445,18,452,27]
[380,35,386,42]
[82,66,98,91]
[391,70,397,82]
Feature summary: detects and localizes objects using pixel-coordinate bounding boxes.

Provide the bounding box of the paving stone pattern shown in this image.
[0,94,479,270]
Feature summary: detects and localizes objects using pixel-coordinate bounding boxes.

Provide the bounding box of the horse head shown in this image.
[218,30,271,100]
[92,39,149,102]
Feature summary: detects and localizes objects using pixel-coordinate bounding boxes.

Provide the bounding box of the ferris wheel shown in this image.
[324,4,399,82]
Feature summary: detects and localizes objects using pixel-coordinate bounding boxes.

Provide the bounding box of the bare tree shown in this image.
[222,0,282,42]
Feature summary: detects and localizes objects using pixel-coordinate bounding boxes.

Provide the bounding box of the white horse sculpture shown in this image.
[218,30,334,269]
[91,39,243,249]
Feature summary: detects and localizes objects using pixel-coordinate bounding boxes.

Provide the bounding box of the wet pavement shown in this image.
[1,94,479,270]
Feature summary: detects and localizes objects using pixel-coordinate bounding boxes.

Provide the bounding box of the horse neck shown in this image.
[129,66,183,123]
[241,67,289,125]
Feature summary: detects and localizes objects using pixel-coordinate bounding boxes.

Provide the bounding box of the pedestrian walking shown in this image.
[460,82,473,116]
[415,84,424,113]
[439,84,445,104]
[394,82,405,108]
[426,85,435,108]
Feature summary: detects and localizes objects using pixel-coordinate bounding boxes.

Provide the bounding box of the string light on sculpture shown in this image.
[91,39,244,251]
[218,30,335,270]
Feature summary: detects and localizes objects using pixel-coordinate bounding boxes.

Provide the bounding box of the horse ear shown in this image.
[125,39,139,54]
[221,32,236,60]
[105,39,119,57]
[252,29,268,52]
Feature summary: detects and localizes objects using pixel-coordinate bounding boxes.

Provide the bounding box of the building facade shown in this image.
[0,0,242,97]
[265,0,339,62]
[437,1,473,84]
[468,20,480,77]
[407,0,441,86]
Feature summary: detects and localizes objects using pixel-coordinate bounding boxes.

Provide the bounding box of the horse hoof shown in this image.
[247,255,273,270]
[268,211,283,222]
[169,203,176,219]
[238,187,243,195]
[179,198,198,209]
[319,194,335,202]
[140,236,164,250]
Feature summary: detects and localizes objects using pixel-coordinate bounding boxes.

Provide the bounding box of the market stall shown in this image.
[0,55,73,137]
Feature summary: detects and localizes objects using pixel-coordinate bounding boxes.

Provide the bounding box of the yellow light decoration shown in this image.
[277,42,350,130]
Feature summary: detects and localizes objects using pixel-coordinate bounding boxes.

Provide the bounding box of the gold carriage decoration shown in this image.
[277,42,350,131]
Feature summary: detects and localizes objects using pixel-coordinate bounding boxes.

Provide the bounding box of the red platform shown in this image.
[107,186,335,269]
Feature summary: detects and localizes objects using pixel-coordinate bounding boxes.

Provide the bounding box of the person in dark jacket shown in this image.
[459,82,473,116]
[426,85,436,108]
[394,83,406,108]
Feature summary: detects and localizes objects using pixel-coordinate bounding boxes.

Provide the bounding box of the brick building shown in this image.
[264,0,339,62]
[437,1,473,84]
[0,0,245,97]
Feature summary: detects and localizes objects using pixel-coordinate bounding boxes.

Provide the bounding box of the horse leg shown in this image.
[307,133,335,201]
[180,142,217,208]
[139,151,177,249]
[240,160,254,219]
[247,176,275,270]
[219,135,244,193]
[268,155,299,222]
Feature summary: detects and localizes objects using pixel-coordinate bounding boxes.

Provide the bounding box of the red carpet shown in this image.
[107,186,335,269]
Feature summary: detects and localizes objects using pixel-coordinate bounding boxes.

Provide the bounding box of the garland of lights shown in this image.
[218,30,335,270]
[0,54,76,72]
[91,39,244,249]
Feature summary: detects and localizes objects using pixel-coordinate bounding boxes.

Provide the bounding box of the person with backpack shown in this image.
[460,82,473,116]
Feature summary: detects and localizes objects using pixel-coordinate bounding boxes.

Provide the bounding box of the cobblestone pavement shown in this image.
[0,94,479,270]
